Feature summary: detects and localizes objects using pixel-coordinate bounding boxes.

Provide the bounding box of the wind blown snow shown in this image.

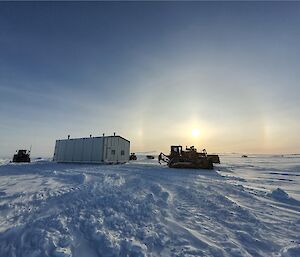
[0,155,299,257]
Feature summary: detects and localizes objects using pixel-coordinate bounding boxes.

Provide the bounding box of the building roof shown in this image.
[56,135,130,143]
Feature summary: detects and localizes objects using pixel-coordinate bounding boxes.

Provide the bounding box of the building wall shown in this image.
[103,136,130,163]
[53,136,130,164]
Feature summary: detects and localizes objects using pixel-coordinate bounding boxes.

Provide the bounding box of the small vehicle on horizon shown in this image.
[129,153,137,160]
[12,149,31,163]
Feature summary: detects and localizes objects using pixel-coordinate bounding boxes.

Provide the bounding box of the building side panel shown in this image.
[108,137,115,162]
[119,139,130,162]
[70,140,76,161]
[58,140,65,162]
[126,141,130,161]
[116,139,122,163]
[64,140,73,162]
[117,137,123,162]
[90,138,97,162]
[82,138,92,162]
[53,140,59,161]
[59,140,67,162]
[105,137,111,162]
[91,138,103,162]
[99,137,104,162]
[104,137,108,161]
[122,140,128,162]
[63,140,68,161]
[55,140,60,161]
[104,137,109,162]
[116,137,120,162]
[73,139,84,162]
[111,137,117,162]
[119,138,124,162]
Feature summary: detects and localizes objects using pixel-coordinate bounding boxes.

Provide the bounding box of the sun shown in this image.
[191,128,200,137]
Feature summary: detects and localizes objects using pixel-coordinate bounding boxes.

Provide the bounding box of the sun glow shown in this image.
[191,128,200,137]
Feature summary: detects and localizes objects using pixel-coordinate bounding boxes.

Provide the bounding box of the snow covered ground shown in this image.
[0,155,299,257]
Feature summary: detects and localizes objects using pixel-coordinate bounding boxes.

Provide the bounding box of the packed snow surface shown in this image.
[0,155,299,257]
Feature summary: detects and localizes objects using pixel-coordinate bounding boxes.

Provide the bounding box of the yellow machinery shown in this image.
[159,146,219,169]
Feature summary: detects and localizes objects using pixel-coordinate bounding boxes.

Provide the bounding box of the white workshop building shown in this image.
[53,134,130,164]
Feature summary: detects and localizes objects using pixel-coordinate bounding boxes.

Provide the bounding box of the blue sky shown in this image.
[0,2,300,157]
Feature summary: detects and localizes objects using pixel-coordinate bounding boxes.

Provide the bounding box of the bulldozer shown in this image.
[129,153,137,160]
[158,146,218,169]
[12,149,31,163]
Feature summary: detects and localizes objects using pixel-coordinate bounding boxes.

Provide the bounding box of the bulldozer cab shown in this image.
[17,150,27,155]
[170,146,182,155]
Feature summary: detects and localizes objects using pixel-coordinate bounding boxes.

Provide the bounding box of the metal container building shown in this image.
[53,134,130,164]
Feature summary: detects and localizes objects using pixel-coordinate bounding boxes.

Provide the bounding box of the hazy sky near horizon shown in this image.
[0,1,300,157]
